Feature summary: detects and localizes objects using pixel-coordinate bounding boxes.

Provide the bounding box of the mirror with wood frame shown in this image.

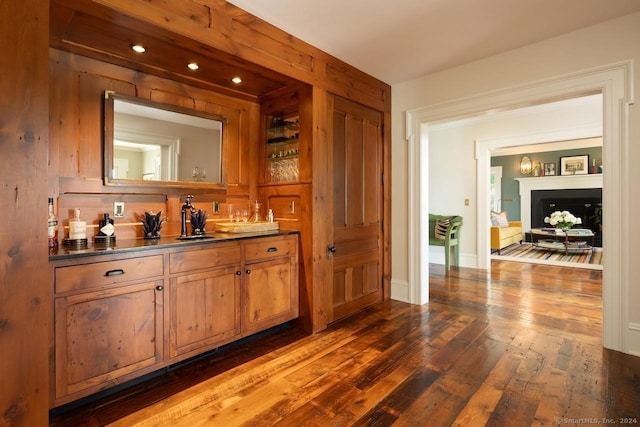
[104,92,227,188]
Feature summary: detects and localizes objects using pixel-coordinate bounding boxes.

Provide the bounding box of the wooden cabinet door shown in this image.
[54,280,164,405]
[242,254,299,335]
[330,96,384,322]
[169,266,241,359]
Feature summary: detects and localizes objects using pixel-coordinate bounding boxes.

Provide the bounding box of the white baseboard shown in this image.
[428,247,479,269]
[627,322,640,356]
[390,279,410,303]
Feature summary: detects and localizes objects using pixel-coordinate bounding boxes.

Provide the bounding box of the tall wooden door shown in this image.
[330,96,384,322]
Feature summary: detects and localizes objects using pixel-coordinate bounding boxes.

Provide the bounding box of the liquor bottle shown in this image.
[98,212,115,237]
[47,198,59,247]
[68,208,87,240]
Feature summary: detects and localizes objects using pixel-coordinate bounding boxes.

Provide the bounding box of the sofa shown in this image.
[428,214,463,270]
[490,211,523,254]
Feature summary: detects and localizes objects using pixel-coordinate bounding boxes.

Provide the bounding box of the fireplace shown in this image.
[515,175,603,246]
[531,188,601,230]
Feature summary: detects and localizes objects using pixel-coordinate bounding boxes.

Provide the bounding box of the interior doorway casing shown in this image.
[405,61,633,353]
[489,166,502,213]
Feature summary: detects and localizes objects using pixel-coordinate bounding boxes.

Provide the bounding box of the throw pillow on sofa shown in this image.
[490,211,510,228]
[490,211,500,226]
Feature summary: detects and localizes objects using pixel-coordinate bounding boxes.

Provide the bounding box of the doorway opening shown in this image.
[405,61,631,352]
[489,141,603,268]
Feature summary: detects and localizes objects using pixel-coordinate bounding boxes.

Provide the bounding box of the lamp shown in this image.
[520,155,532,175]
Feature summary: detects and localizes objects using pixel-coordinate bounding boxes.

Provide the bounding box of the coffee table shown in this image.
[530,228,594,255]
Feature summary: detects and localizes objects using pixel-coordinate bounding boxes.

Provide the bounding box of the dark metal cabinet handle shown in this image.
[246,269,251,275]
[267,247,278,252]
[236,271,242,276]
[156,285,164,291]
[104,269,125,277]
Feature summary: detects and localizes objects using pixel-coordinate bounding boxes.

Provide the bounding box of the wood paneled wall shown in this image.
[0,1,51,425]
[2,0,392,422]
[49,0,392,337]
[49,49,260,239]
[94,0,390,112]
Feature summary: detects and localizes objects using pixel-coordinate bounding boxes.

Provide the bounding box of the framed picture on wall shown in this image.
[560,155,589,175]
[543,162,556,176]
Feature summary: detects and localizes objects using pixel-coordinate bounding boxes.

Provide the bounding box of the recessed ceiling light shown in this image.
[231,76,242,84]
[187,62,199,71]
[131,45,146,53]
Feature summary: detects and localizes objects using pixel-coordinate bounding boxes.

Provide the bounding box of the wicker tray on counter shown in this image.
[215,221,280,233]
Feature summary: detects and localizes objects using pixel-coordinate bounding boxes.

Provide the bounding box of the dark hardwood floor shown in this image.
[50,261,640,426]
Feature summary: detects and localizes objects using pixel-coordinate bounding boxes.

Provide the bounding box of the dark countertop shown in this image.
[49,230,299,261]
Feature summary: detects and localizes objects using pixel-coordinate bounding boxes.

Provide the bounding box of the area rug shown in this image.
[492,242,603,270]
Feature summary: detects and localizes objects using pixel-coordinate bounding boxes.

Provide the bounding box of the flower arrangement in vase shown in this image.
[544,210,582,231]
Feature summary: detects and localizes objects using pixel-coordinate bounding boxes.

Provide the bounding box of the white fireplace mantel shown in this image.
[515,174,603,231]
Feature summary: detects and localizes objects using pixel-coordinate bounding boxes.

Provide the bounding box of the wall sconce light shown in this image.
[520,155,532,175]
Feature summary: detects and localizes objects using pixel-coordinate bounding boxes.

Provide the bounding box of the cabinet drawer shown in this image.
[55,255,164,293]
[245,235,297,263]
[169,243,241,274]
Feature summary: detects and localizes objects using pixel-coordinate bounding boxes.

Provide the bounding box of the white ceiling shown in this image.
[228,0,640,84]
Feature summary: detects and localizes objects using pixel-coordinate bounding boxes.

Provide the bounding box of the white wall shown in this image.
[391,12,640,353]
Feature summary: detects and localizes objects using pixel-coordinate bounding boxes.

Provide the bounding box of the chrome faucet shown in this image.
[180,195,195,237]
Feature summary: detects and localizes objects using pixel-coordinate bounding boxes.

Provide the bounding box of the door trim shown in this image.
[405,60,633,353]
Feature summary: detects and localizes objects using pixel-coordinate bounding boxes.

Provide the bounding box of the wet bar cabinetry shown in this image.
[259,88,314,332]
[260,87,312,186]
[51,233,299,406]
[53,254,165,405]
[264,114,300,183]
[168,243,242,360]
[243,236,299,334]
[4,0,391,421]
